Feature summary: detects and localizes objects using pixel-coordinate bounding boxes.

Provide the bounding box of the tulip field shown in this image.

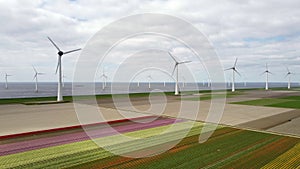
[0,116,299,169]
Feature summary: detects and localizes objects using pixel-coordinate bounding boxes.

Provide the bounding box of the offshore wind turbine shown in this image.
[4,73,12,89]
[47,36,81,101]
[147,75,153,89]
[285,67,293,89]
[207,78,211,87]
[100,69,108,90]
[261,63,272,90]
[168,51,191,95]
[182,76,186,88]
[225,58,241,92]
[32,66,44,92]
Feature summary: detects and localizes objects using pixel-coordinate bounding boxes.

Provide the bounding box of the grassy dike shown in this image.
[0,87,298,105]
[0,90,216,105]
[0,92,173,105]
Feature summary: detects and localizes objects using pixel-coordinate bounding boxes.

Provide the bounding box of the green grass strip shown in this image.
[182,91,244,101]
[232,98,289,106]
[268,100,300,109]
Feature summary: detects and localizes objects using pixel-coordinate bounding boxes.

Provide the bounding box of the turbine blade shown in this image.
[32,65,37,73]
[286,66,290,73]
[234,58,238,67]
[168,51,178,62]
[172,64,177,76]
[55,59,60,74]
[64,48,81,54]
[224,67,233,71]
[266,63,268,71]
[179,60,192,64]
[33,73,37,80]
[260,71,266,76]
[234,69,241,77]
[47,36,60,51]
[285,73,289,78]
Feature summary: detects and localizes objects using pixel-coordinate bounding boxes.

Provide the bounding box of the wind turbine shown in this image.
[285,67,293,89]
[207,78,212,87]
[227,76,231,87]
[4,73,12,89]
[225,58,241,92]
[261,63,272,90]
[47,36,81,101]
[147,75,153,89]
[32,66,44,92]
[168,51,191,95]
[100,69,108,90]
[182,76,186,88]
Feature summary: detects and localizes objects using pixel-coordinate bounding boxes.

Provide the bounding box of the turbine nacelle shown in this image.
[58,51,64,56]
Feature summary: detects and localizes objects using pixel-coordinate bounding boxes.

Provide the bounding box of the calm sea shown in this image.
[0,82,295,99]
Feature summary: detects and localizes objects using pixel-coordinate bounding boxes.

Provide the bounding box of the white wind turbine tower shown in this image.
[47,37,81,101]
[100,69,108,90]
[225,58,241,92]
[227,75,231,87]
[285,67,293,89]
[32,66,44,93]
[168,51,191,95]
[182,76,186,88]
[4,73,12,89]
[261,63,272,90]
[62,74,67,88]
[147,75,153,89]
[207,77,211,87]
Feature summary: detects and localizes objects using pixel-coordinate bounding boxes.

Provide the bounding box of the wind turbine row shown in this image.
[224,60,296,92]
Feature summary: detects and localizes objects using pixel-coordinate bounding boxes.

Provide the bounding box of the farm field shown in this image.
[0,116,299,169]
[232,95,300,109]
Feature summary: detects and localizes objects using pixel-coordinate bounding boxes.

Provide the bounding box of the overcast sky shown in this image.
[0,0,300,82]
